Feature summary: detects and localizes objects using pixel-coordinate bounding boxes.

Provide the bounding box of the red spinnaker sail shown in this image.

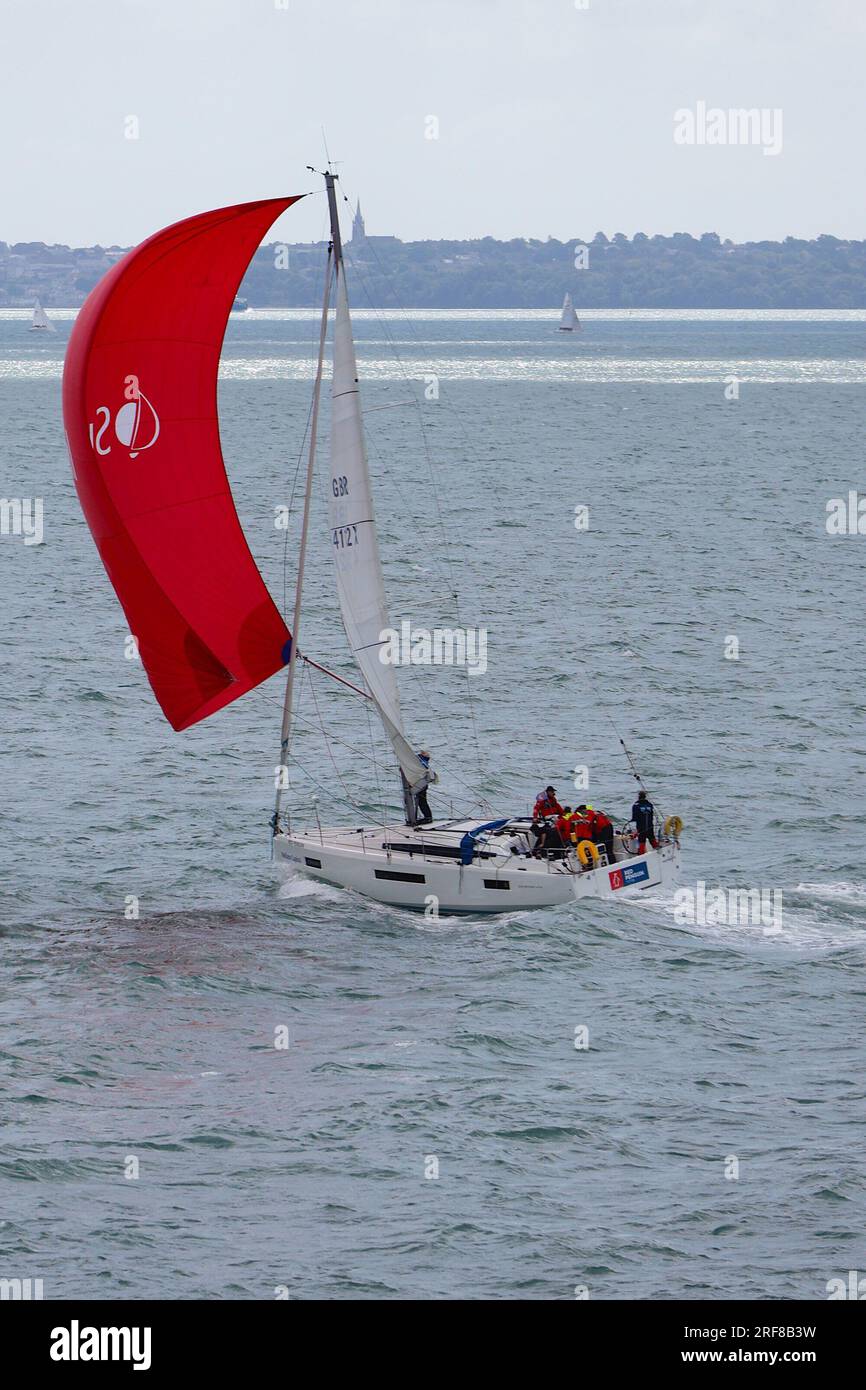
[62,197,302,730]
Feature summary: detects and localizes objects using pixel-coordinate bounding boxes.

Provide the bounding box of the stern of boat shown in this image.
[572,837,680,901]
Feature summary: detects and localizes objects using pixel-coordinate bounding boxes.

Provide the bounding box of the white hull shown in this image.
[274,819,680,914]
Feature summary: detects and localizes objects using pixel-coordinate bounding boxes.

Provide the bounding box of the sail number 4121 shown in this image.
[332,524,359,549]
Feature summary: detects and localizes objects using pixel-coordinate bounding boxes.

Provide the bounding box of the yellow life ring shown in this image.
[577,840,599,868]
[664,815,683,838]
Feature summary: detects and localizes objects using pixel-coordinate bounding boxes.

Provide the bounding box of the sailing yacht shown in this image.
[31,298,53,331]
[62,172,681,915]
[559,292,579,331]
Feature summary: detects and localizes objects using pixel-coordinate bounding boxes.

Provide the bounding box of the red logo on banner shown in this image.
[609,869,624,890]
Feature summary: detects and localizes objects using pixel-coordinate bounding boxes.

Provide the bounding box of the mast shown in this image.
[272,237,334,835]
[324,171,344,268]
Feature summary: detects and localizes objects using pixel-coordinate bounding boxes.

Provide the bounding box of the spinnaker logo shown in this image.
[89,374,160,459]
[50,1320,152,1371]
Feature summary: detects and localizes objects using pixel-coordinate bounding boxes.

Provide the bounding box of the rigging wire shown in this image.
[280,202,330,618]
[281,396,315,616]
[303,659,362,809]
[363,691,390,836]
[261,663,491,821]
[564,655,666,823]
[342,216,486,782]
[282,662,488,804]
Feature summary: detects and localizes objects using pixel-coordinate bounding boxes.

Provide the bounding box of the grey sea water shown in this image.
[1,308,865,1300]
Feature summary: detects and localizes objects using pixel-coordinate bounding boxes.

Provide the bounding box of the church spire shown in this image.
[351,201,366,243]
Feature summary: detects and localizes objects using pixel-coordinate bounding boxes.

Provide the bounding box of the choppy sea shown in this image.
[1,306,865,1299]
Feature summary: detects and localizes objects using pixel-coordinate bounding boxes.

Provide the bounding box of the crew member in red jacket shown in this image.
[587,805,616,865]
[569,805,595,846]
[533,785,563,818]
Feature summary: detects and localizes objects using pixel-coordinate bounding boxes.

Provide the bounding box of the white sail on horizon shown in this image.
[31,299,54,332]
[559,292,578,331]
[327,263,425,790]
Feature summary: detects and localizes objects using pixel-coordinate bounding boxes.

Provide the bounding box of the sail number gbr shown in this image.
[331,477,357,548]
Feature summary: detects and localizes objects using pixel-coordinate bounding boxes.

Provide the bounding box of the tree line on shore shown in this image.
[240,231,866,308]
[5,231,865,308]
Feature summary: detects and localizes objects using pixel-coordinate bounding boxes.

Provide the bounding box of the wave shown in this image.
[275,869,345,905]
[630,880,866,953]
[795,880,866,905]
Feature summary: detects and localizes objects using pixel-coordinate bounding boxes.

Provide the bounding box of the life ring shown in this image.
[576,840,599,868]
[664,814,683,838]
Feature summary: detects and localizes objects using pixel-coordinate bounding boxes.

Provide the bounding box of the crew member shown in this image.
[504,830,530,857]
[587,804,616,865]
[402,751,438,826]
[530,818,549,857]
[632,789,658,853]
[533,785,564,818]
[555,806,574,841]
[531,818,565,859]
[414,751,437,825]
[569,805,594,846]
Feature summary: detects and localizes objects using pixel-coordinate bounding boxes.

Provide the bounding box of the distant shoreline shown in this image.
[4,232,865,310]
[4,306,866,320]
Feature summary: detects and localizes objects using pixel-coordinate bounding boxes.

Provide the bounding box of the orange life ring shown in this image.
[577,840,599,868]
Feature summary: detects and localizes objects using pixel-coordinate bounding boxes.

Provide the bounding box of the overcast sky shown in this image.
[3,0,865,246]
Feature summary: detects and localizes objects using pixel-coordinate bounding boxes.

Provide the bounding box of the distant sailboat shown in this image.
[31,299,54,332]
[559,292,579,331]
[62,177,681,915]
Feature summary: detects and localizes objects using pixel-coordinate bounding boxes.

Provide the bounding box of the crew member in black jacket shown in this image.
[632,789,658,853]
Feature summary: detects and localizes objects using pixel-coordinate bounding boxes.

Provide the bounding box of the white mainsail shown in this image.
[31,299,53,331]
[559,292,578,331]
[328,262,424,790]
